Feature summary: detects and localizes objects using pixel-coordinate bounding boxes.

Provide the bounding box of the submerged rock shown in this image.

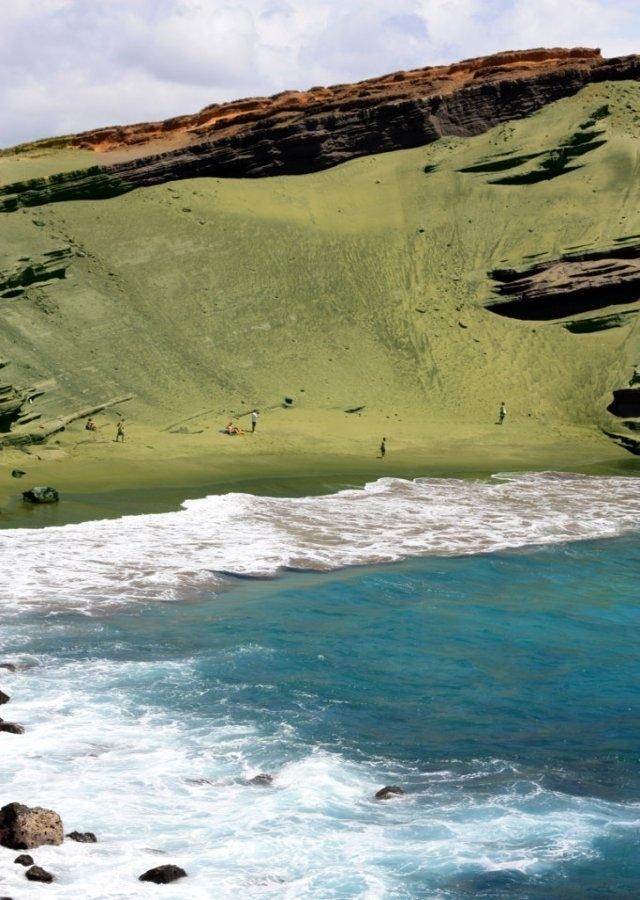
[139,864,187,884]
[22,486,59,504]
[14,854,34,866]
[248,773,274,786]
[0,663,17,672]
[67,830,97,843]
[0,690,9,705]
[0,803,64,849]
[374,785,406,800]
[25,865,54,883]
[0,721,24,734]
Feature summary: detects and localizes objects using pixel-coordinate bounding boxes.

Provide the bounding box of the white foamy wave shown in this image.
[1,472,639,611]
[1,656,638,899]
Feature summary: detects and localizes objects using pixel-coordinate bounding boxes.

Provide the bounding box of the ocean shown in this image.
[0,473,639,898]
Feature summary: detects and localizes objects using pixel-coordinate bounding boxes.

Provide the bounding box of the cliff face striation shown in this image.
[3,47,640,211]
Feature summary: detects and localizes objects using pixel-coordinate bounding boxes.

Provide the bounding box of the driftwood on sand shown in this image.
[0,396,133,447]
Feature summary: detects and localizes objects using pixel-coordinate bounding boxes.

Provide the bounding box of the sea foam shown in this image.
[1,472,639,612]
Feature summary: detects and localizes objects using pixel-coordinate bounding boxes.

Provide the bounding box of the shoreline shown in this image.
[1,418,637,528]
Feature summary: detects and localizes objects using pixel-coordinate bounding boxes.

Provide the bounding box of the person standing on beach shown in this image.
[499,402,507,425]
[380,437,386,458]
[251,409,259,433]
[115,420,125,442]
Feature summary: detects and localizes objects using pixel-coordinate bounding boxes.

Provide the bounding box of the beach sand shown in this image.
[0,406,631,527]
[1,82,639,525]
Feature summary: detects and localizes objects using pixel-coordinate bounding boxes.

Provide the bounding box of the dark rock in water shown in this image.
[283,397,294,406]
[22,486,59,504]
[0,803,64,849]
[14,854,34,866]
[67,830,97,843]
[0,663,17,672]
[0,721,24,734]
[139,864,187,884]
[374,785,406,800]
[26,865,54,883]
[248,773,273,786]
[11,469,26,478]
[0,690,9,705]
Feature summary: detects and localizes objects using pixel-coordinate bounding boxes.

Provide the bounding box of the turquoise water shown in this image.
[2,530,639,897]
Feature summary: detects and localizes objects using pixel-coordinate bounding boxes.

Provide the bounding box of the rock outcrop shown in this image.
[21,486,60,504]
[0,720,25,734]
[25,865,54,883]
[374,785,406,800]
[487,244,640,321]
[67,831,97,843]
[139,865,187,884]
[0,803,64,850]
[3,48,640,210]
[247,773,274,786]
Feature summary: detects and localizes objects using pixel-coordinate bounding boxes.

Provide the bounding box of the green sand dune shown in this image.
[0,82,639,520]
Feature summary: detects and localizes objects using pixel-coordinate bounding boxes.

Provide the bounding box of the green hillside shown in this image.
[1,81,639,518]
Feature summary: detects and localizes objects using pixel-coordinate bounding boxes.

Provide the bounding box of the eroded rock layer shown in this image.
[3,47,640,210]
[487,245,640,321]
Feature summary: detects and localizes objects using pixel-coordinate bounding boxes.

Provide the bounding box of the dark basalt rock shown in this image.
[22,486,59,504]
[14,854,34,866]
[10,469,26,478]
[0,803,64,850]
[0,690,9,705]
[0,721,25,734]
[487,244,640,321]
[374,785,406,800]
[139,864,187,884]
[0,663,17,672]
[25,865,54,883]
[607,388,640,418]
[248,773,274,786]
[67,830,97,843]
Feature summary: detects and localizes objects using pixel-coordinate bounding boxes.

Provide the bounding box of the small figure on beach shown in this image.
[115,420,125,442]
[251,409,259,433]
[498,402,507,425]
[225,421,243,436]
[85,418,97,432]
[379,437,386,458]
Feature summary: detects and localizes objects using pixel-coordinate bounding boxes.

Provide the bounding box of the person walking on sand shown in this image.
[379,437,386,458]
[251,409,259,433]
[115,419,125,442]
[498,401,507,425]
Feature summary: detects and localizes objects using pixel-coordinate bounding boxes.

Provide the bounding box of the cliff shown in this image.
[3,47,640,211]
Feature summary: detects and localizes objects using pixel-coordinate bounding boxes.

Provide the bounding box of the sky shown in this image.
[1,0,639,147]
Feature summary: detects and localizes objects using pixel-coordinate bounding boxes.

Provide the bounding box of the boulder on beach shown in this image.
[374,785,406,800]
[0,803,64,850]
[0,690,9,705]
[248,773,274,786]
[26,865,54,883]
[14,854,34,866]
[139,865,187,884]
[22,486,59,504]
[11,469,26,478]
[0,721,24,734]
[67,830,97,843]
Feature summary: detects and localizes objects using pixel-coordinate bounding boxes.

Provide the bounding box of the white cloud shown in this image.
[0,0,638,147]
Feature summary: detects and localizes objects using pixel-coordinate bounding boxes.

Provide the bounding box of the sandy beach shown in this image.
[0,402,632,527]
